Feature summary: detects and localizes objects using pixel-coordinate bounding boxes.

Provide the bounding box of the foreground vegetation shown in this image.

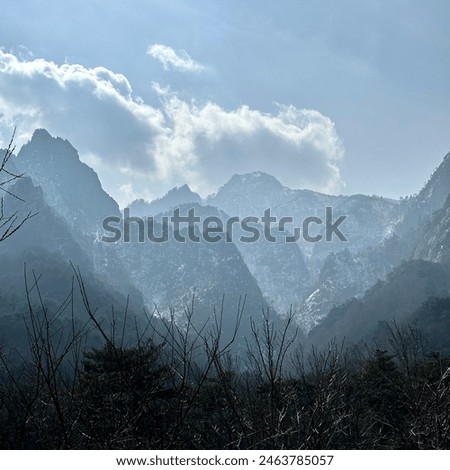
[1,271,449,450]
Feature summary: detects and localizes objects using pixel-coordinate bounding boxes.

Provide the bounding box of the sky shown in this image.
[0,0,449,207]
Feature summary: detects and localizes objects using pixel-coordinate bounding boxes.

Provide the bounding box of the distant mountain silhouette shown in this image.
[128,184,202,216]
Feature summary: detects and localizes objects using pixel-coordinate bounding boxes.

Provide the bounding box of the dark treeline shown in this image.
[0,271,449,450]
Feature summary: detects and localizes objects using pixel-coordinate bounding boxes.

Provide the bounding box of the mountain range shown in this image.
[1,129,449,353]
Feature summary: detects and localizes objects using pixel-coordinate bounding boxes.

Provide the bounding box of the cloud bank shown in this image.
[0,51,344,206]
[147,44,205,73]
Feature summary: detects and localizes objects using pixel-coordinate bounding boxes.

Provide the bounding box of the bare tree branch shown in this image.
[0,129,36,242]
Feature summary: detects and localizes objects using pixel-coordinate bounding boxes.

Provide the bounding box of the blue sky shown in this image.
[0,0,449,206]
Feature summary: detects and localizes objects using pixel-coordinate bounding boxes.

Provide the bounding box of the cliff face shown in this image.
[414,194,450,264]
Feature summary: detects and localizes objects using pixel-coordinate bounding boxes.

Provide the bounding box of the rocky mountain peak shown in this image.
[16,129,119,234]
[128,184,202,216]
[220,171,284,194]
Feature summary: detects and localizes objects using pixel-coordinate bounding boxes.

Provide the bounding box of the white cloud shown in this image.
[147,44,205,73]
[0,50,164,170]
[152,92,343,195]
[0,51,344,207]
